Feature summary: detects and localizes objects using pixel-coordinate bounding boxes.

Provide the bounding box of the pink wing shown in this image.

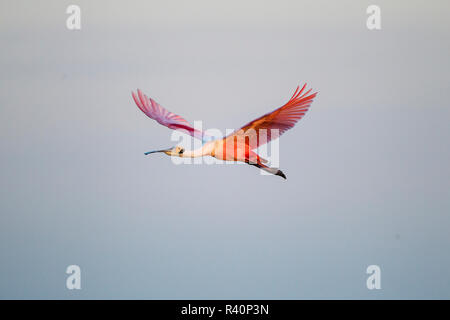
[132,89,206,140]
[225,84,317,149]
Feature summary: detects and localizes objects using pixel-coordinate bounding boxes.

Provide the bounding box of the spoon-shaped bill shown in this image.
[144,147,172,155]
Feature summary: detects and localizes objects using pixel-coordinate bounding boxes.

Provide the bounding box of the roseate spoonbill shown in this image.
[132,84,317,179]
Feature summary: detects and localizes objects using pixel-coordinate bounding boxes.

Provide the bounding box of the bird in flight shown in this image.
[132,84,317,179]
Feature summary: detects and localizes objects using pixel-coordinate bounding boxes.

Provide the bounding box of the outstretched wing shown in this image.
[225,84,317,149]
[132,89,206,141]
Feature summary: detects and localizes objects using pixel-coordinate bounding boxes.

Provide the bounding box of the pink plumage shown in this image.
[132,89,205,140]
[132,84,318,179]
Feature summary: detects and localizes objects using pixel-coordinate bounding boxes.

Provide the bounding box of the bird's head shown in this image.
[144,145,185,157]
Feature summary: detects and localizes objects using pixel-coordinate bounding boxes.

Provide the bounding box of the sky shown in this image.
[0,0,449,299]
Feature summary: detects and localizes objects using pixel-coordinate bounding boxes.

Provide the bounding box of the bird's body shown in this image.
[133,84,317,179]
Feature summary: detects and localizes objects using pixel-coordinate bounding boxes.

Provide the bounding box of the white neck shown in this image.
[181,142,214,158]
